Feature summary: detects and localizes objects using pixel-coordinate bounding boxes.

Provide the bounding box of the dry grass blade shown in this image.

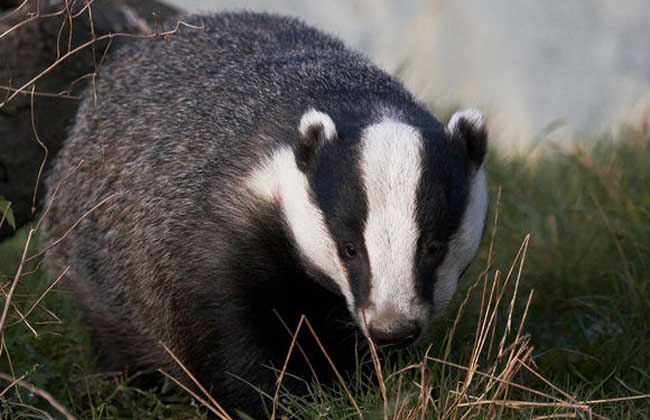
[445,235,532,419]
[0,372,76,419]
[438,188,502,417]
[0,7,67,40]
[2,337,25,405]
[581,394,650,405]
[532,414,577,420]
[418,345,434,420]
[303,317,365,419]
[0,201,10,231]
[11,305,37,337]
[159,341,231,419]
[273,309,320,384]
[271,315,305,419]
[27,192,118,263]
[496,234,531,359]
[7,266,70,328]
[0,20,205,109]
[0,85,79,99]
[158,369,229,420]
[159,341,231,420]
[363,320,389,420]
[0,0,31,22]
[426,356,568,405]
[516,359,580,406]
[455,399,587,409]
[34,159,85,232]
[0,228,33,334]
[30,85,49,215]
[0,373,25,397]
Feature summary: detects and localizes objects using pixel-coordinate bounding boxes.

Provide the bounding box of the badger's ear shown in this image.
[447,109,488,166]
[296,109,337,171]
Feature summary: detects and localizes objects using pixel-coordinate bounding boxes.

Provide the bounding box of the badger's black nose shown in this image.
[368,321,421,348]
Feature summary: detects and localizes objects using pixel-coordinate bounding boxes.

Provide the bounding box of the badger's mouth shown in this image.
[356,307,425,349]
[368,325,421,349]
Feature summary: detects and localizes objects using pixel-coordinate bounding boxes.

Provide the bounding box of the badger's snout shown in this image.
[368,320,421,348]
[361,304,424,348]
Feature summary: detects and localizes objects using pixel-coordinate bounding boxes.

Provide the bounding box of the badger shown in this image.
[42,12,489,415]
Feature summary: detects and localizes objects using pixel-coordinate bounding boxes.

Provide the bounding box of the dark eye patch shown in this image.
[419,238,447,266]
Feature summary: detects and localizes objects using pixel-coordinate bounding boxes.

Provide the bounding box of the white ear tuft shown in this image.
[446,108,488,165]
[299,109,337,140]
[446,108,485,134]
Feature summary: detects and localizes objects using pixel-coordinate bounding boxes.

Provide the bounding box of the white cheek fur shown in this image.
[434,167,488,311]
[246,146,355,312]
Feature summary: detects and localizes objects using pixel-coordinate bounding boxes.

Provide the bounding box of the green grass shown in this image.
[1,127,649,419]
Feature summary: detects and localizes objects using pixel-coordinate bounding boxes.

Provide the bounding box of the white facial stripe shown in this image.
[246,147,355,310]
[434,167,488,312]
[299,109,337,140]
[361,119,424,319]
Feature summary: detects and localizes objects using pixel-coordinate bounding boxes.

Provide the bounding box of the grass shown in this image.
[1,125,649,419]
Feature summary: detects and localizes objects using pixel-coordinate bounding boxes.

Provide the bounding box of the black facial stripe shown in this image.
[414,126,471,305]
[307,122,371,308]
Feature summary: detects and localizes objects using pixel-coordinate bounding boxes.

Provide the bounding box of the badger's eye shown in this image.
[423,240,446,261]
[342,243,358,259]
[428,241,444,253]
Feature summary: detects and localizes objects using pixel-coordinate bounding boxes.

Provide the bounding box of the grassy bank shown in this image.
[1,127,649,419]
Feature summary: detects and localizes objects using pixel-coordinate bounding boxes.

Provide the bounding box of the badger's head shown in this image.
[247,108,488,347]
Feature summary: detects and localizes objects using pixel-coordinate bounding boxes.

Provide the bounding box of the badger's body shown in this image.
[43,12,488,414]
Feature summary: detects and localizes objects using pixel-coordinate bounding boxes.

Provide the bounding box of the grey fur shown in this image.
[42,12,485,414]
